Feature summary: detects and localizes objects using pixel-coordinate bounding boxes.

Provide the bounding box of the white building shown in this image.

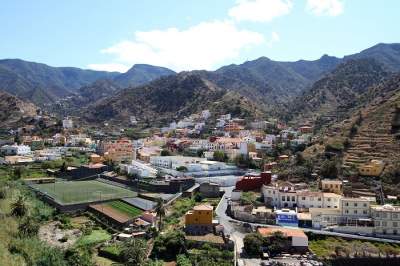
[0,144,31,156]
[201,110,211,120]
[120,160,158,178]
[341,197,372,218]
[371,204,400,236]
[62,118,74,129]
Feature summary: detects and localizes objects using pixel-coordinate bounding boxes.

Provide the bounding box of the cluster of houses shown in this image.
[228,173,400,239]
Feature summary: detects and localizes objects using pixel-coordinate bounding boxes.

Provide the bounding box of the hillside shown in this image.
[346,43,400,72]
[83,73,265,126]
[0,91,39,128]
[287,58,391,125]
[196,55,341,109]
[113,64,175,87]
[0,59,175,106]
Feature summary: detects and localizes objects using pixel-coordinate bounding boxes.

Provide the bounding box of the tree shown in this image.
[14,133,22,145]
[13,166,24,180]
[194,193,203,202]
[176,166,188,172]
[161,149,171,156]
[320,159,339,179]
[11,195,27,217]
[213,151,227,162]
[176,254,192,266]
[243,233,263,256]
[60,161,68,172]
[0,188,7,199]
[267,231,288,255]
[18,216,40,236]
[152,230,186,260]
[65,248,94,266]
[121,238,148,266]
[155,198,165,232]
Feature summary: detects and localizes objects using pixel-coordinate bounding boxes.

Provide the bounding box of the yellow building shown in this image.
[358,160,384,176]
[321,179,342,194]
[185,205,213,234]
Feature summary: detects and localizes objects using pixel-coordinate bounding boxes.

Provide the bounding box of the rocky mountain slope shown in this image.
[287,58,391,125]
[83,73,265,126]
[0,91,39,127]
[0,59,175,106]
[113,64,175,87]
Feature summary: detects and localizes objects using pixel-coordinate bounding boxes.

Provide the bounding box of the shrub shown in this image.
[243,233,263,256]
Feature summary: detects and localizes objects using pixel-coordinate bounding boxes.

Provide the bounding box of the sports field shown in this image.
[31,180,137,205]
[106,201,143,217]
[90,200,143,223]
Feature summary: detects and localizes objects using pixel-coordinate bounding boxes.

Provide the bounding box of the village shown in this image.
[1,109,400,266]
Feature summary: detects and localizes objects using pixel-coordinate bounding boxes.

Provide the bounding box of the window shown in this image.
[393,222,398,227]
[393,213,398,219]
[354,203,358,207]
[382,213,387,218]
[318,198,322,201]
[345,202,349,206]
[292,196,295,202]
[382,221,387,227]
[327,198,331,202]
[345,210,349,214]
[394,230,398,235]
[363,203,367,207]
[354,210,358,214]
[363,210,367,215]
[302,197,306,200]
[286,196,290,201]
[375,221,380,226]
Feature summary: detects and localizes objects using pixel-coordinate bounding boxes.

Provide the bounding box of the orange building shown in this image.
[98,138,133,163]
[185,205,214,234]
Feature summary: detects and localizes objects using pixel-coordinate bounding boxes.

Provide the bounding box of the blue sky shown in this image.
[0,0,399,72]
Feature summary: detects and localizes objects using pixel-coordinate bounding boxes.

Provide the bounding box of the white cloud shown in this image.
[228,0,293,22]
[271,31,280,42]
[306,0,344,16]
[90,20,265,71]
[86,63,130,73]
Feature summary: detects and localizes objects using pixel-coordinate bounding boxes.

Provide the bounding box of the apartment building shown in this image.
[97,138,134,163]
[371,204,400,235]
[262,184,341,209]
[320,179,342,194]
[340,197,372,218]
[0,144,31,156]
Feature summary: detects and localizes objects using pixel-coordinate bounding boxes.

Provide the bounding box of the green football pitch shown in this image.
[31,180,137,205]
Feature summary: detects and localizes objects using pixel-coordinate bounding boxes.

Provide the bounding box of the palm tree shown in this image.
[155,198,165,232]
[11,195,27,217]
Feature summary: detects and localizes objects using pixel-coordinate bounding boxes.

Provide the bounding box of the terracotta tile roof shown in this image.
[257,227,307,238]
[193,204,213,211]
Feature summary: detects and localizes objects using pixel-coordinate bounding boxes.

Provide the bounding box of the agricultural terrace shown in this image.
[90,200,143,224]
[30,180,136,205]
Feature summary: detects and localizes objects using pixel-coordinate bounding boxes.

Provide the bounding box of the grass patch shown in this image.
[106,201,143,217]
[76,229,111,247]
[31,180,137,205]
[309,235,400,258]
[164,198,195,228]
